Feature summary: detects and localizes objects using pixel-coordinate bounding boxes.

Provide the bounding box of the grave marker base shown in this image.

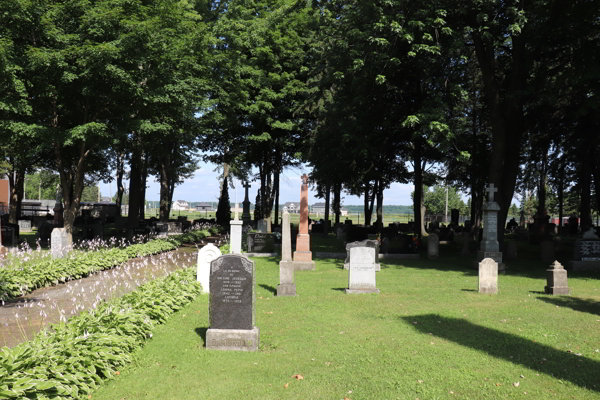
[206,327,259,351]
[276,283,296,296]
[293,260,316,270]
[545,286,570,295]
[345,288,380,294]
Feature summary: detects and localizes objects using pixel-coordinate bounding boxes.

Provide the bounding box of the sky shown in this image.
[97,160,417,207]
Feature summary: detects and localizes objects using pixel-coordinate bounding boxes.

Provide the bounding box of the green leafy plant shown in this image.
[0,267,202,399]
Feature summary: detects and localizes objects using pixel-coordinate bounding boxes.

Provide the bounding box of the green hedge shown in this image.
[0,267,202,399]
[0,226,221,301]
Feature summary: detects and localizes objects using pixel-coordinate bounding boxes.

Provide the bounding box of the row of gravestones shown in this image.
[427,229,600,272]
[477,258,569,295]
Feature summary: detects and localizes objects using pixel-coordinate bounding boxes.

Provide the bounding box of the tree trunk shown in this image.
[128,141,142,228]
[324,181,331,236]
[159,150,171,222]
[363,182,370,226]
[537,147,548,215]
[472,29,527,248]
[333,182,341,228]
[139,153,148,220]
[115,152,125,216]
[413,138,424,238]
[579,147,592,233]
[369,179,377,226]
[274,168,280,226]
[558,161,564,227]
[376,178,384,234]
[56,141,87,242]
[8,167,25,225]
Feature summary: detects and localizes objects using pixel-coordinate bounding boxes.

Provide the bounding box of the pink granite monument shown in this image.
[293,174,315,270]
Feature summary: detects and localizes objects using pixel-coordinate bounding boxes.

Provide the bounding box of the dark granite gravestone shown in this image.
[451,209,459,226]
[345,225,368,243]
[247,232,275,253]
[206,254,259,351]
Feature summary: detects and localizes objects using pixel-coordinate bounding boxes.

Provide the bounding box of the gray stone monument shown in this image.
[478,258,498,294]
[545,260,569,295]
[257,219,268,233]
[247,232,275,253]
[427,233,439,258]
[345,246,380,294]
[197,244,222,294]
[206,254,259,351]
[18,220,32,232]
[51,227,70,259]
[277,211,296,296]
[230,219,243,254]
[540,240,555,262]
[476,183,505,272]
[336,227,344,240]
[569,229,600,271]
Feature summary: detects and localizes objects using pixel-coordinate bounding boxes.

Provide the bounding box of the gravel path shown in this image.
[0,245,201,349]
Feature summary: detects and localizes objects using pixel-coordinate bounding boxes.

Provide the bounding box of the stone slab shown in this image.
[276,283,296,296]
[230,220,243,254]
[245,252,278,257]
[205,327,259,351]
[247,232,275,253]
[209,254,255,330]
[478,258,498,294]
[347,247,378,292]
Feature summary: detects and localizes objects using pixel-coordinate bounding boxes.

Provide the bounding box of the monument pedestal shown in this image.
[345,288,380,294]
[475,251,506,273]
[277,260,296,296]
[293,233,315,270]
[206,327,259,351]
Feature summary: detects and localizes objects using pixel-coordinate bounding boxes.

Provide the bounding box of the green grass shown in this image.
[90,239,600,400]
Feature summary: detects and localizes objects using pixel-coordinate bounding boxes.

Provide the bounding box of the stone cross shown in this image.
[485,183,498,203]
[242,182,251,223]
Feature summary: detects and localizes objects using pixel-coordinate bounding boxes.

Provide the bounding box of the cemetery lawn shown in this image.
[91,248,600,400]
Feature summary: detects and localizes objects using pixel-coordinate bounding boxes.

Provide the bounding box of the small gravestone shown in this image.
[206,254,259,351]
[505,241,517,260]
[257,219,268,233]
[345,247,379,294]
[540,240,555,262]
[381,237,389,254]
[427,233,439,258]
[460,232,471,255]
[1,227,15,247]
[247,232,275,253]
[277,211,296,296]
[197,244,222,294]
[51,228,70,259]
[336,227,344,240]
[230,220,243,254]
[167,222,182,234]
[478,258,498,294]
[545,260,569,295]
[154,223,168,238]
[18,220,31,232]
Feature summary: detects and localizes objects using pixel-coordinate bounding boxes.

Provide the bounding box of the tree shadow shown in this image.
[402,314,599,392]
[258,284,277,295]
[536,296,600,316]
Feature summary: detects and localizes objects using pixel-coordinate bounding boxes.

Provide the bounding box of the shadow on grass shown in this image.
[195,327,208,344]
[331,288,346,292]
[259,284,277,295]
[460,289,477,292]
[536,296,600,316]
[402,314,600,392]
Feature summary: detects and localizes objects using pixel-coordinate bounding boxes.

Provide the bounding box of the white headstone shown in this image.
[230,220,243,254]
[345,247,379,294]
[51,228,70,259]
[277,211,296,296]
[478,258,498,294]
[197,244,222,293]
